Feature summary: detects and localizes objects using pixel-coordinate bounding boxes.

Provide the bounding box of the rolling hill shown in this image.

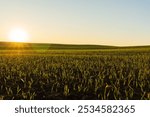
[0,41,150,50]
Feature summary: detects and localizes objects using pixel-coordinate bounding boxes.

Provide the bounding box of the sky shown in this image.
[0,0,150,46]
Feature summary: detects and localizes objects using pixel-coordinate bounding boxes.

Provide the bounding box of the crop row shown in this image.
[0,50,150,99]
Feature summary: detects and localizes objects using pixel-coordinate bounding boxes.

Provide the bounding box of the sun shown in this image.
[9,28,29,42]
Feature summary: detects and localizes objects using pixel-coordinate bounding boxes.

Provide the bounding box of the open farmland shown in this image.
[0,42,150,99]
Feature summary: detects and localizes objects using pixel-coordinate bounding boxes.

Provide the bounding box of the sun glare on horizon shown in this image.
[8,28,29,42]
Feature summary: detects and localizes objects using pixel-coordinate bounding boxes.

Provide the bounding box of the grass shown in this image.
[0,41,150,100]
[0,42,117,50]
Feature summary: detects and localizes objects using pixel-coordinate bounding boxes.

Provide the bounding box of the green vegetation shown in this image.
[0,42,117,50]
[0,42,150,99]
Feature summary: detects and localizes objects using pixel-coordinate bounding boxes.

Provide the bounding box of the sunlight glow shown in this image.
[9,28,29,42]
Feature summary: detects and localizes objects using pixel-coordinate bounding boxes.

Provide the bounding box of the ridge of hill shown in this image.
[0,41,150,50]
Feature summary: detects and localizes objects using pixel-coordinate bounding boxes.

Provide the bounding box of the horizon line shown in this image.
[0,41,150,47]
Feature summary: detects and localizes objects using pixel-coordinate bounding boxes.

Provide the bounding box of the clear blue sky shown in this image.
[0,0,150,46]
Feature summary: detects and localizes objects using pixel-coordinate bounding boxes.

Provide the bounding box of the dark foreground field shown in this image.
[0,42,150,100]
